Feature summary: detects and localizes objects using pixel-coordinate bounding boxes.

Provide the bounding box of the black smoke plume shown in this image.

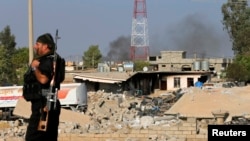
[150,13,232,58]
[106,36,131,61]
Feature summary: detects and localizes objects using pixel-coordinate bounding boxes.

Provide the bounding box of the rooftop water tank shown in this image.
[123,62,134,72]
[118,66,124,72]
[99,66,104,72]
[193,61,201,71]
[201,60,209,71]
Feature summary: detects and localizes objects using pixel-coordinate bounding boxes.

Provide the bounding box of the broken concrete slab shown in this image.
[13,98,90,126]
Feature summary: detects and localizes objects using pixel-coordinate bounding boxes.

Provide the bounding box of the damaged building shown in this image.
[9,83,250,141]
[8,50,241,141]
[72,71,212,95]
[70,50,232,95]
[148,51,232,73]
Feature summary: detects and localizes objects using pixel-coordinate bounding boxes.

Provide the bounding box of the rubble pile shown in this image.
[1,85,250,140]
[72,90,181,134]
[0,119,26,139]
[226,116,250,125]
[0,90,183,140]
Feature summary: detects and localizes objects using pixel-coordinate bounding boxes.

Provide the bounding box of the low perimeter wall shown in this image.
[57,117,208,141]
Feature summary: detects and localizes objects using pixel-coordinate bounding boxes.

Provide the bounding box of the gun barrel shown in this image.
[46,93,53,111]
[53,88,58,110]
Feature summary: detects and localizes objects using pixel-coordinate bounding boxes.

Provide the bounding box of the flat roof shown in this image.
[72,72,137,84]
[165,86,250,120]
[72,71,211,84]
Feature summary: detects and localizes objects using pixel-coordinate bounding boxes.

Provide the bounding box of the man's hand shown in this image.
[31,59,40,68]
[31,59,49,84]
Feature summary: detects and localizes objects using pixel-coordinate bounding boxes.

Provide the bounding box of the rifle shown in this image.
[38,29,60,131]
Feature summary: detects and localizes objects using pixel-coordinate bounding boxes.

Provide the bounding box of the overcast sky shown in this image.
[0,0,235,61]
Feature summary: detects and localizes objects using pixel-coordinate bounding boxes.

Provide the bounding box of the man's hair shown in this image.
[36,33,55,51]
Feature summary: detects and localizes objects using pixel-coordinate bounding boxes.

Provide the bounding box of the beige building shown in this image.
[69,51,229,93]
[148,51,233,74]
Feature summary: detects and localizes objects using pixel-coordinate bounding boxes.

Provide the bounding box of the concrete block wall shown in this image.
[149,50,231,72]
[57,117,208,141]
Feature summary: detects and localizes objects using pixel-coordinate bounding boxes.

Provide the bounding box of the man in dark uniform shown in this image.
[23,33,64,141]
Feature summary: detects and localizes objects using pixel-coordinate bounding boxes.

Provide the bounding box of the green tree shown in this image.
[12,47,29,85]
[222,1,250,82]
[225,53,250,81]
[83,45,102,68]
[222,0,250,55]
[226,61,249,82]
[0,26,17,85]
[134,61,150,71]
[12,47,29,68]
[0,45,8,84]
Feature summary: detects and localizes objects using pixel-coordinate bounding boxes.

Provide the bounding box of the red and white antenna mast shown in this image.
[130,0,149,61]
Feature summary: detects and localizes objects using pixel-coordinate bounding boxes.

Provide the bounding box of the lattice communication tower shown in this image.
[130,0,149,61]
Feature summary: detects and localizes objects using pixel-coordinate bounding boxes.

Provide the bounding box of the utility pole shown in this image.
[28,0,34,64]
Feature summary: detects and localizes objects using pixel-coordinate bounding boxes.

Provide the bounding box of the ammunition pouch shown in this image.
[22,67,42,101]
[23,67,36,83]
[23,82,42,101]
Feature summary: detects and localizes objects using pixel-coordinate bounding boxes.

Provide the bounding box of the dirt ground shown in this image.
[165,85,250,121]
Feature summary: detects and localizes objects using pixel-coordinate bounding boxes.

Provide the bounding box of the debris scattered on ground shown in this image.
[2,83,250,140]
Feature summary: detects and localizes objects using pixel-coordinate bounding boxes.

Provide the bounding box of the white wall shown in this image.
[166,75,201,91]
